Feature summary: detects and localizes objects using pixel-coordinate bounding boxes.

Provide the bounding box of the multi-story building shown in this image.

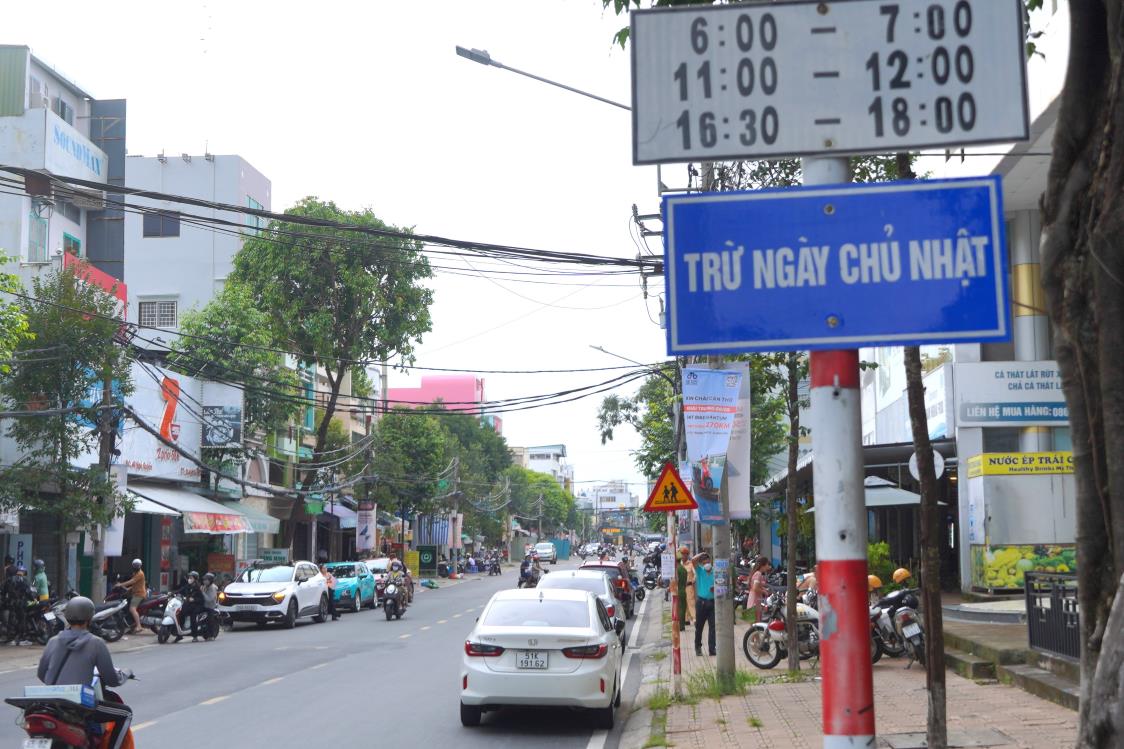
[526,444,574,495]
[0,45,126,283]
[123,153,271,340]
[386,374,501,432]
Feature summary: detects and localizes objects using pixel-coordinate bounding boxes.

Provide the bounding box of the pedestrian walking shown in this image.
[693,551,716,656]
[320,564,339,620]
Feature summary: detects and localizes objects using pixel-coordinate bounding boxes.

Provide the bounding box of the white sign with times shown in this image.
[631,0,1029,164]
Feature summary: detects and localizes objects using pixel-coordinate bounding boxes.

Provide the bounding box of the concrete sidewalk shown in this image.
[626,595,1077,749]
[0,632,159,675]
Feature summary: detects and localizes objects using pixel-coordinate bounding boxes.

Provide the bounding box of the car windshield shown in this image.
[238,566,294,583]
[583,565,624,582]
[535,543,553,551]
[367,560,388,573]
[482,599,590,628]
[327,564,358,578]
[537,575,606,596]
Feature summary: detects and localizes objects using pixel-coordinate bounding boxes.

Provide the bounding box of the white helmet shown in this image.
[131,559,142,569]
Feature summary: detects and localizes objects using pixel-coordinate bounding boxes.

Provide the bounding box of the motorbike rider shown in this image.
[201,572,221,632]
[519,554,533,583]
[37,596,133,749]
[175,571,205,642]
[116,559,147,635]
[387,559,408,608]
[31,559,50,602]
[530,554,544,584]
[3,555,17,579]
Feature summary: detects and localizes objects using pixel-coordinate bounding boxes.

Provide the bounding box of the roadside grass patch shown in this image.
[748,716,764,728]
[649,650,667,662]
[685,668,761,699]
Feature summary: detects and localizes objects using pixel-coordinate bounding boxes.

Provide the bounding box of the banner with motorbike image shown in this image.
[682,367,742,525]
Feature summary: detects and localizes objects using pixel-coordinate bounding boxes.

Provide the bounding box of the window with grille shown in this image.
[138,300,177,328]
[27,213,48,262]
[142,211,181,237]
[63,233,81,258]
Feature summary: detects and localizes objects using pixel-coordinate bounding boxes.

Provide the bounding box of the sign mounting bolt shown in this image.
[817,3,829,15]
[824,204,836,215]
[826,315,841,328]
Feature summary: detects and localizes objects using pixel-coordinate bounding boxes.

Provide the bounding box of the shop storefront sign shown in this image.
[182,511,252,535]
[954,361,1068,426]
[967,451,1074,478]
[258,548,290,564]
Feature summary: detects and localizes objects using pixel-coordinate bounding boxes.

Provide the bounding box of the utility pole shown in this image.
[708,354,736,690]
[804,156,875,749]
[451,457,461,574]
[91,368,113,603]
[536,494,543,541]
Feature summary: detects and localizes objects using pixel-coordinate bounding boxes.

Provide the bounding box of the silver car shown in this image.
[535,569,628,646]
[534,542,558,564]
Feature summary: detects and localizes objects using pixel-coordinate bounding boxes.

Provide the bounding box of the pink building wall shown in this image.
[386,375,485,414]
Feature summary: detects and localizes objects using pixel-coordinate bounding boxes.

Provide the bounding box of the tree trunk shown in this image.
[1038,4,1124,745]
[904,346,947,749]
[785,352,801,672]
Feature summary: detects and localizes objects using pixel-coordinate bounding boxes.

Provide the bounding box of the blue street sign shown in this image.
[664,176,1010,354]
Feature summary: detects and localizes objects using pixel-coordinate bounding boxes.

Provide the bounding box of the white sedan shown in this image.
[460,588,625,729]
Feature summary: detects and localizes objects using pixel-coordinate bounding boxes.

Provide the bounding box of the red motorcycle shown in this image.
[108,584,170,634]
[7,671,136,748]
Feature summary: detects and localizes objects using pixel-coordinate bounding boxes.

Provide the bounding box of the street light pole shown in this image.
[455,46,630,111]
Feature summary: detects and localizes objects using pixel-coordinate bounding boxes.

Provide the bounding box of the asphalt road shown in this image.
[0,558,653,748]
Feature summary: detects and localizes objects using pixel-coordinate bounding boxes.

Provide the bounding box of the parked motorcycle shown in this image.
[383,578,407,620]
[879,587,926,667]
[1,596,54,645]
[642,563,659,591]
[7,668,136,748]
[157,595,220,643]
[744,591,882,669]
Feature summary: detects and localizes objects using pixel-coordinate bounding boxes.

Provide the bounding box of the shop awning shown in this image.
[324,503,357,529]
[131,485,253,534]
[805,476,947,513]
[222,502,280,534]
[126,490,181,517]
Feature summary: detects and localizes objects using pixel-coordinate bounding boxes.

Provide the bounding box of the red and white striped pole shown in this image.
[802,155,874,749]
[809,349,875,748]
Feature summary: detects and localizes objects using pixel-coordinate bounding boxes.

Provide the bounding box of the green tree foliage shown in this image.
[231,197,434,491]
[505,465,575,535]
[370,408,447,522]
[597,371,676,479]
[0,255,30,369]
[437,409,512,542]
[0,266,133,532]
[166,283,301,467]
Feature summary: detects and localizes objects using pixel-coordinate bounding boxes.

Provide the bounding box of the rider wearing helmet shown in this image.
[200,572,220,611]
[892,568,912,585]
[387,559,408,607]
[176,571,205,642]
[38,596,133,749]
[117,559,146,634]
[31,559,49,602]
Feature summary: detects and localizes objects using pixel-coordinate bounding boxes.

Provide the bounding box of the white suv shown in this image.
[535,542,558,565]
[218,561,329,629]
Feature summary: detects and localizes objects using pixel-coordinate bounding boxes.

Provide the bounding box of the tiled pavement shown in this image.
[633,596,1077,748]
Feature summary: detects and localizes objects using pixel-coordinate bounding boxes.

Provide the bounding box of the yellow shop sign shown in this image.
[967,451,1074,478]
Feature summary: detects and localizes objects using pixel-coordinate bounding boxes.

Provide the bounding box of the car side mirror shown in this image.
[615,620,625,636]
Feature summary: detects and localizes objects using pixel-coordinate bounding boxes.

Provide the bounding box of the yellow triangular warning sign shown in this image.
[643,462,697,513]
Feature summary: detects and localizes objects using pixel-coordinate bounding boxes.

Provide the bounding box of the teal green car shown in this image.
[325,562,376,613]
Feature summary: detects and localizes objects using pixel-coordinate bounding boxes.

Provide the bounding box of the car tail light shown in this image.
[606,604,615,617]
[562,643,608,659]
[767,619,786,632]
[600,677,606,693]
[464,641,505,657]
[462,675,468,689]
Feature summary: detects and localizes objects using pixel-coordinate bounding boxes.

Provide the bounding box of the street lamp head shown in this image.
[456,46,497,67]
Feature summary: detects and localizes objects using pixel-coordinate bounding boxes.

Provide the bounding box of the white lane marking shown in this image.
[585,590,650,749]
[420,626,431,631]
[437,619,448,624]
[452,613,462,618]
[132,721,157,732]
[399,634,411,639]
[465,608,475,613]
[261,677,284,686]
[310,663,328,670]
[200,695,231,706]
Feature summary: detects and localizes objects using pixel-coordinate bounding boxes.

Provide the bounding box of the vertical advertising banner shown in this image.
[356,502,376,553]
[721,362,752,520]
[682,368,742,525]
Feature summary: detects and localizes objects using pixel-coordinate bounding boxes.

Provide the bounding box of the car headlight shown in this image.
[271,591,287,603]
[218,591,227,603]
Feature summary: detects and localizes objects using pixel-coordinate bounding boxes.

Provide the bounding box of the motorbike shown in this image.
[516,566,544,589]
[628,570,646,601]
[642,563,659,591]
[51,596,129,643]
[742,592,820,669]
[487,557,502,576]
[613,576,635,620]
[383,577,407,620]
[157,595,220,643]
[1,596,54,646]
[7,668,136,749]
[876,587,926,667]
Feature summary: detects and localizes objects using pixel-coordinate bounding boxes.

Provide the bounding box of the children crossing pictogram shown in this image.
[642,462,698,513]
